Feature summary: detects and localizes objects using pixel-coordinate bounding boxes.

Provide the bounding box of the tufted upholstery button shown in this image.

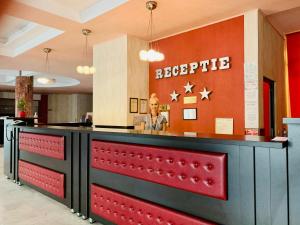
[191,161,200,168]
[156,156,163,162]
[91,184,216,225]
[191,176,200,184]
[156,216,163,223]
[178,159,186,166]
[205,163,214,171]
[166,171,175,178]
[146,213,153,220]
[156,169,163,176]
[91,140,227,200]
[146,154,153,160]
[147,167,154,173]
[178,173,187,180]
[138,166,144,171]
[166,158,174,164]
[129,164,135,169]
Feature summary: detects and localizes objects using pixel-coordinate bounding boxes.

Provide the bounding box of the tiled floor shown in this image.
[0,148,99,225]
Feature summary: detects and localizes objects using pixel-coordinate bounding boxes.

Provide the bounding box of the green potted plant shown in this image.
[17,98,26,117]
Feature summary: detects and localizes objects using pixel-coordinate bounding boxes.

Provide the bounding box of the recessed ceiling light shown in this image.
[36,77,56,85]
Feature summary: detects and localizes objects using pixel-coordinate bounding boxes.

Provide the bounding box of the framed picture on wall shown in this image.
[183,108,197,120]
[129,98,138,113]
[139,99,148,114]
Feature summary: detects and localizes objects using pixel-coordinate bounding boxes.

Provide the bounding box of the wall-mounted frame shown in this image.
[160,111,170,127]
[129,98,138,113]
[139,99,148,114]
[183,108,197,120]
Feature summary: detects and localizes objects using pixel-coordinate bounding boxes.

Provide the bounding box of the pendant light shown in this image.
[76,29,95,75]
[37,48,56,85]
[139,1,164,62]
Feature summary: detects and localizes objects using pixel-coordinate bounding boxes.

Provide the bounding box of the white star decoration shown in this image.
[170,90,180,101]
[199,87,212,100]
[184,81,194,93]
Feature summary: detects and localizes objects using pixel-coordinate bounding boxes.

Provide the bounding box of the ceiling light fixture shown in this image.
[36,77,56,85]
[139,1,164,62]
[76,29,95,75]
[37,48,56,85]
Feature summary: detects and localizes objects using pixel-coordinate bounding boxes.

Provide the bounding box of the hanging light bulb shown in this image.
[76,29,95,75]
[139,1,164,62]
[37,48,56,85]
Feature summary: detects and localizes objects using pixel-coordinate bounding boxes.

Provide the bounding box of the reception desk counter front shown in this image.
[3,123,289,225]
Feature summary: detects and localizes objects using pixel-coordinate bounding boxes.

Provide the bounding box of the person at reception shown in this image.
[141,93,167,131]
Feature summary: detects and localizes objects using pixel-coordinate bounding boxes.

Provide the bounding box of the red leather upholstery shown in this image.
[19,132,65,160]
[18,160,65,199]
[91,184,216,225]
[91,141,227,200]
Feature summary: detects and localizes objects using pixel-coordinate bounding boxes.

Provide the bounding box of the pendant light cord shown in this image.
[45,51,49,73]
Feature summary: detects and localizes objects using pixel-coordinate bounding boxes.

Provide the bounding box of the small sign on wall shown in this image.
[183,108,197,120]
[129,98,138,113]
[215,118,234,134]
[184,96,197,104]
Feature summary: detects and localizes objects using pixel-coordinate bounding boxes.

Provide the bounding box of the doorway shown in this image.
[263,78,275,137]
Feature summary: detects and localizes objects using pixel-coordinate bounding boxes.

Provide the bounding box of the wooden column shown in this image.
[15,76,33,117]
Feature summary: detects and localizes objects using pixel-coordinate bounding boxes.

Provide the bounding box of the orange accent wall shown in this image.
[149,16,244,134]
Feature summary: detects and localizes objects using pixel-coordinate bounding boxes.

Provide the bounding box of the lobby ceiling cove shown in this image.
[0,0,299,93]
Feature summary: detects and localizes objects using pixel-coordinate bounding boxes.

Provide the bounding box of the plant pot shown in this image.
[19,111,26,118]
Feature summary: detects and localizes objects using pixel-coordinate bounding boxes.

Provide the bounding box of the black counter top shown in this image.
[17,125,287,149]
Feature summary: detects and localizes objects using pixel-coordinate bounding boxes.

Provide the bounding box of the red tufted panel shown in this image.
[18,160,65,199]
[91,141,227,200]
[91,184,216,225]
[19,132,65,160]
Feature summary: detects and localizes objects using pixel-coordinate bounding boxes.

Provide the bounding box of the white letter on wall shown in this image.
[210,58,218,71]
[172,65,179,76]
[189,62,199,74]
[164,67,172,78]
[155,69,163,79]
[199,60,209,72]
[180,64,188,75]
[219,56,230,70]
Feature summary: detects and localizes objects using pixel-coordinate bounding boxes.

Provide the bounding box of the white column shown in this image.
[93,35,149,126]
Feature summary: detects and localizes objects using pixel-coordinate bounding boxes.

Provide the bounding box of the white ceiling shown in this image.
[0,15,63,57]
[0,0,300,93]
[15,0,128,23]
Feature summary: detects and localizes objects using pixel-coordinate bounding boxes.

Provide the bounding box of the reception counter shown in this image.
[3,122,289,225]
